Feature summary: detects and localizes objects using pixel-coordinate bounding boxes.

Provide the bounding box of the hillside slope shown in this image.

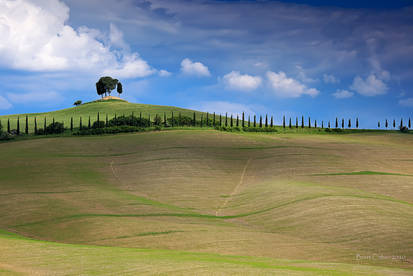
[0,99,207,132]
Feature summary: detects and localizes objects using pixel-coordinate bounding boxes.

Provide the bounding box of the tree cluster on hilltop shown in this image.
[96,76,123,98]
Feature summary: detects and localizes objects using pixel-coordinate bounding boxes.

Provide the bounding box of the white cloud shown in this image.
[266,71,319,98]
[332,89,354,99]
[399,98,413,107]
[296,65,317,83]
[159,69,172,77]
[0,0,154,78]
[0,95,12,110]
[222,71,262,91]
[180,58,210,77]
[323,74,339,84]
[350,74,387,96]
[190,101,255,116]
[7,91,62,104]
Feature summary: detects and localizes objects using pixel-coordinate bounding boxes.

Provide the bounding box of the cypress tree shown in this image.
[348,119,351,128]
[296,117,298,128]
[97,112,100,125]
[44,118,47,135]
[283,115,285,128]
[315,120,317,128]
[106,114,108,127]
[225,113,228,126]
[328,121,331,128]
[7,118,10,133]
[378,121,380,128]
[53,117,55,127]
[393,119,395,128]
[219,114,222,126]
[254,115,256,127]
[341,118,344,129]
[248,115,250,127]
[164,112,167,127]
[34,117,38,134]
[171,112,174,127]
[148,114,151,126]
[321,121,324,129]
[206,112,209,126]
[17,117,20,135]
[409,118,411,128]
[335,118,338,128]
[301,116,304,128]
[271,116,273,128]
[289,118,291,128]
[70,117,73,131]
[79,117,82,130]
[308,117,311,128]
[88,116,91,129]
[265,114,268,128]
[201,114,203,127]
[25,115,28,134]
[230,114,233,127]
[236,114,239,127]
[356,118,359,128]
[385,119,388,128]
[115,113,117,119]
[400,118,403,128]
[213,112,216,127]
[242,112,245,127]
[259,115,262,128]
[193,112,196,126]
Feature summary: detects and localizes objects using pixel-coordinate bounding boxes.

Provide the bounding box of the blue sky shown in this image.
[0,0,412,128]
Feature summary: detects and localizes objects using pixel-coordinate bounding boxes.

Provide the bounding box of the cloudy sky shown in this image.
[0,0,412,128]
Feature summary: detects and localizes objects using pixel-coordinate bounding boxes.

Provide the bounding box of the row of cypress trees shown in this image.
[377,118,411,129]
[1,112,411,134]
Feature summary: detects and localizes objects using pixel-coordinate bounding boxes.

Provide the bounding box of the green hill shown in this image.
[0,130,412,274]
[0,99,207,132]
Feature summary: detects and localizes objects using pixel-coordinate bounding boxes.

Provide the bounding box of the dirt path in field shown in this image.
[216,158,251,216]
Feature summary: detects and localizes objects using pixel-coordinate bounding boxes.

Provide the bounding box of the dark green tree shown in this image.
[385,119,388,128]
[400,118,403,128]
[206,112,209,127]
[314,120,317,128]
[393,119,396,128]
[289,118,291,128]
[356,118,359,128]
[335,118,338,128]
[296,117,298,128]
[193,112,196,126]
[328,121,330,128]
[236,114,239,127]
[79,117,82,130]
[219,114,222,126]
[378,121,380,128]
[106,114,109,127]
[117,82,123,97]
[7,118,10,133]
[321,121,324,129]
[179,113,182,127]
[265,114,268,128]
[308,117,311,128]
[242,112,245,127]
[171,112,174,127]
[96,81,105,98]
[248,115,250,127]
[348,119,351,128]
[213,112,216,127]
[271,116,273,127]
[409,118,411,129]
[17,117,20,135]
[44,118,47,134]
[70,117,73,131]
[97,76,118,97]
[341,118,344,129]
[283,115,285,128]
[301,116,304,128]
[34,117,37,134]
[200,114,203,127]
[225,113,228,127]
[230,114,233,127]
[25,115,28,134]
[88,116,91,129]
[164,113,167,127]
[254,115,256,127]
[74,100,82,106]
[259,115,262,128]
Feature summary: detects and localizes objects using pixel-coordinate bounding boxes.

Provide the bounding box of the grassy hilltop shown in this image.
[0,99,207,132]
[0,127,412,274]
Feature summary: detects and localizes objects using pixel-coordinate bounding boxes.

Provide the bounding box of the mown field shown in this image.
[0,128,412,275]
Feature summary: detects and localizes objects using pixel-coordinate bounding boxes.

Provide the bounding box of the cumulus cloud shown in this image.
[0,0,155,78]
[7,91,62,104]
[190,101,255,116]
[399,98,413,107]
[266,71,319,98]
[159,69,172,77]
[180,58,210,77]
[350,74,388,96]
[0,95,12,110]
[323,74,340,84]
[332,89,354,99]
[222,71,261,91]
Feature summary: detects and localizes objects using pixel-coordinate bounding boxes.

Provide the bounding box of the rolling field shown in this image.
[0,129,412,275]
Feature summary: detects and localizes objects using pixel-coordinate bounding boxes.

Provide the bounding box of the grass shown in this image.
[0,126,412,274]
